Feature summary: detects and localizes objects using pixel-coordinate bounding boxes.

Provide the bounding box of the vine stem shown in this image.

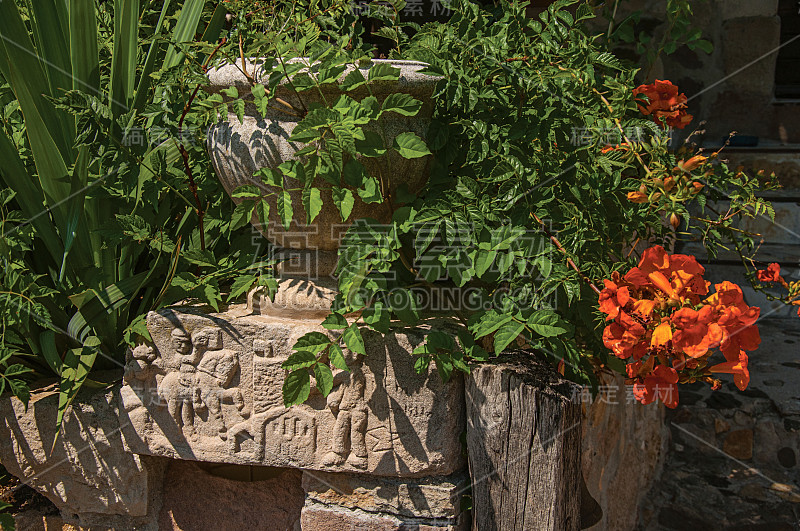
[178,37,227,251]
[531,213,602,295]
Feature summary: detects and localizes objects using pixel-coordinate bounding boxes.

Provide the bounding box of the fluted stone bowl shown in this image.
[206,59,440,253]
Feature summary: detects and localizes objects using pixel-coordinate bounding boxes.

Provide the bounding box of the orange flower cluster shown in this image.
[599,246,760,408]
[633,80,693,130]
[757,263,800,316]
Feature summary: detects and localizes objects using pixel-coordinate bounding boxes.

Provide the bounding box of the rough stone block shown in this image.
[120,308,466,477]
[721,0,778,19]
[299,501,467,530]
[158,461,304,530]
[721,16,781,95]
[0,386,157,518]
[302,470,468,520]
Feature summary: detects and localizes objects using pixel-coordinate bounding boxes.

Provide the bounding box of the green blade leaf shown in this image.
[110,0,139,115]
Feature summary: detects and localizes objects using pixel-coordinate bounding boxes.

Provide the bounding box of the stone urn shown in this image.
[206,59,439,315]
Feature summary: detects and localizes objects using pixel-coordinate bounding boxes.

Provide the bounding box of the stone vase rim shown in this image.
[206,57,441,90]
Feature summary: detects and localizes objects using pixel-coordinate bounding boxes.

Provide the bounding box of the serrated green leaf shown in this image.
[343,323,366,355]
[282,369,311,406]
[294,332,331,354]
[381,93,422,117]
[322,312,348,330]
[314,363,334,396]
[526,311,570,337]
[227,274,257,301]
[494,320,525,353]
[277,190,293,229]
[303,187,323,224]
[282,350,318,371]
[332,187,355,221]
[328,343,349,371]
[393,132,431,159]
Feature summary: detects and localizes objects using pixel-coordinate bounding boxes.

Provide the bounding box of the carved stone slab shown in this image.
[120,308,466,478]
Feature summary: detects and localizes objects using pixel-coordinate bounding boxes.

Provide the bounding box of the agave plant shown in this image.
[0,0,250,430]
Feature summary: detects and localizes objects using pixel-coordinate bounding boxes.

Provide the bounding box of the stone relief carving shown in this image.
[323,353,368,469]
[120,309,466,477]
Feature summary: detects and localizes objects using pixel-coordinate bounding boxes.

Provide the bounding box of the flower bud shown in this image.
[669,212,680,229]
[627,191,648,203]
[664,176,675,192]
[692,182,704,193]
[682,155,707,172]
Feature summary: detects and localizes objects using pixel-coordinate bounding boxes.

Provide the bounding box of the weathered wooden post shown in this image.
[465,351,582,531]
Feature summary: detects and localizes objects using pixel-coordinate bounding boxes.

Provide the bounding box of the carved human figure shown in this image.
[192,328,246,439]
[158,328,203,437]
[323,353,368,469]
[123,344,160,384]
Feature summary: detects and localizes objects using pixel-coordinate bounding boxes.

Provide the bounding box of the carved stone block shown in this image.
[302,470,468,520]
[0,387,159,519]
[120,308,466,477]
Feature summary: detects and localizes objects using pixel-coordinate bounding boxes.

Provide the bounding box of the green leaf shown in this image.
[231,200,256,231]
[277,190,293,229]
[302,187,323,224]
[332,187,355,221]
[294,332,331,354]
[363,301,390,333]
[342,323,366,355]
[472,310,513,339]
[56,336,100,441]
[314,363,334,396]
[388,289,419,324]
[228,274,257,301]
[526,311,570,337]
[340,68,367,91]
[393,132,431,159]
[381,93,423,116]
[321,313,348,330]
[367,62,401,81]
[358,177,383,204]
[283,369,311,406]
[328,343,349,371]
[252,83,269,116]
[163,0,205,70]
[474,249,497,277]
[354,131,386,157]
[282,351,318,371]
[182,249,217,268]
[494,320,525,353]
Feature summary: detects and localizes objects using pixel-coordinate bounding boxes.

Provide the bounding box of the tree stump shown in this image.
[465,351,582,531]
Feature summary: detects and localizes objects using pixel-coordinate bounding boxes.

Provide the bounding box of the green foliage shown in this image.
[0,2,275,431]
[595,0,714,78]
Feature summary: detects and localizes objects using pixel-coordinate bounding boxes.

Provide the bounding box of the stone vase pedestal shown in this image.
[205,59,439,316]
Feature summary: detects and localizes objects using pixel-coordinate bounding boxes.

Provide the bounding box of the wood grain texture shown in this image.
[465,351,582,531]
